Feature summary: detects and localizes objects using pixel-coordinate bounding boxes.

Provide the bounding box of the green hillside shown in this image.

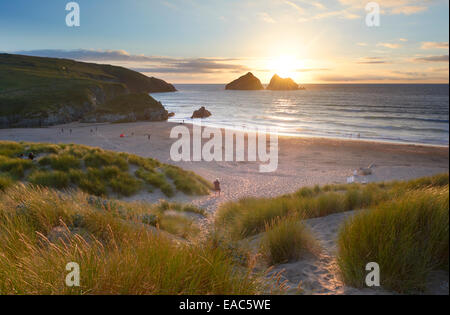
[0,53,176,127]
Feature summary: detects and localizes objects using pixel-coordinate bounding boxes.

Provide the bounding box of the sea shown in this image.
[151,84,449,146]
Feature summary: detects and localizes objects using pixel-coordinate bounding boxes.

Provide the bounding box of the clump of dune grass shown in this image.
[28,170,70,189]
[0,174,13,190]
[164,165,213,195]
[0,184,263,295]
[261,216,317,265]
[337,186,449,293]
[215,174,448,240]
[0,141,211,198]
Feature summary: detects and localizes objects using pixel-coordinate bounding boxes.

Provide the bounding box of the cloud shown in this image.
[13,49,171,63]
[357,42,368,47]
[133,59,250,74]
[296,68,330,72]
[339,0,430,15]
[377,42,402,49]
[390,5,428,15]
[12,49,250,75]
[257,12,276,23]
[357,57,390,64]
[318,72,445,82]
[421,42,449,50]
[298,9,360,22]
[399,38,409,42]
[414,55,449,62]
[283,0,305,15]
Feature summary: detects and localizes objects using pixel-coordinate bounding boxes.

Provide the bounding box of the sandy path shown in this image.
[268,211,391,295]
[1,121,448,213]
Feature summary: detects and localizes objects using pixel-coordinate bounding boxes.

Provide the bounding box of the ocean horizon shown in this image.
[152,84,450,146]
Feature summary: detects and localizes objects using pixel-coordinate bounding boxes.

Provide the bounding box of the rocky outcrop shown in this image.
[225,72,264,90]
[0,53,176,128]
[267,74,299,91]
[191,107,212,119]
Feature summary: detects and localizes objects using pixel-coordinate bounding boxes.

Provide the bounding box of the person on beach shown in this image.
[28,152,35,161]
[214,179,221,196]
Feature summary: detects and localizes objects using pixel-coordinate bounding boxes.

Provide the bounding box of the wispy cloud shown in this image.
[11,49,250,75]
[390,6,428,15]
[377,42,402,49]
[257,12,276,23]
[421,42,449,50]
[357,57,390,64]
[414,55,449,62]
[339,0,430,15]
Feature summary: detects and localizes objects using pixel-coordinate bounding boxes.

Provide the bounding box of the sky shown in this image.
[0,0,449,84]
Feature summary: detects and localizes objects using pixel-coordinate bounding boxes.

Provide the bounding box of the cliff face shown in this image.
[266,74,299,90]
[225,72,264,90]
[0,54,175,128]
[83,93,169,123]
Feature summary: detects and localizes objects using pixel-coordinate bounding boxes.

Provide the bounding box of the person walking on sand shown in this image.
[214,179,221,196]
[28,152,35,161]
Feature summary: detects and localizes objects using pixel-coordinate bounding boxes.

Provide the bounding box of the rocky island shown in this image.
[0,53,176,128]
[266,74,300,91]
[225,72,264,90]
[191,106,212,119]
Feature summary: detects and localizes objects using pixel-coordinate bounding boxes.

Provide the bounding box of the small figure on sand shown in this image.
[214,178,221,196]
[28,152,35,161]
[70,129,72,135]
[147,134,151,141]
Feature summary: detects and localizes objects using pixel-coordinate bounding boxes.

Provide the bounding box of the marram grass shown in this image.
[0,184,263,295]
[0,141,212,198]
[337,186,449,293]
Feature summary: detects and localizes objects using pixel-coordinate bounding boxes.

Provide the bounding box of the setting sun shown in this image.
[267,55,303,80]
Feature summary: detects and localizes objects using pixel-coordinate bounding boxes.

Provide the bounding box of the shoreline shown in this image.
[3,120,449,149]
[169,119,450,148]
[1,121,448,212]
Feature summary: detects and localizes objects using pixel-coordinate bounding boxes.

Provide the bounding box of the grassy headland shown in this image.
[0,53,175,127]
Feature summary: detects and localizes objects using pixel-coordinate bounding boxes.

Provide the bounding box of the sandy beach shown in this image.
[1,121,449,295]
[1,121,448,213]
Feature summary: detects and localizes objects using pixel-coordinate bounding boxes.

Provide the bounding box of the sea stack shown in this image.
[191,106,212,119]
[266,74,299,91]
[225,72,264,90]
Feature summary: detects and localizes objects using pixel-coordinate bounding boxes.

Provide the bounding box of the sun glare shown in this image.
[267,55,302,79]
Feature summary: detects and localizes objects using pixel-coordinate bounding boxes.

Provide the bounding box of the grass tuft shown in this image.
[261,216,317,265]
[337,186,449,293]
